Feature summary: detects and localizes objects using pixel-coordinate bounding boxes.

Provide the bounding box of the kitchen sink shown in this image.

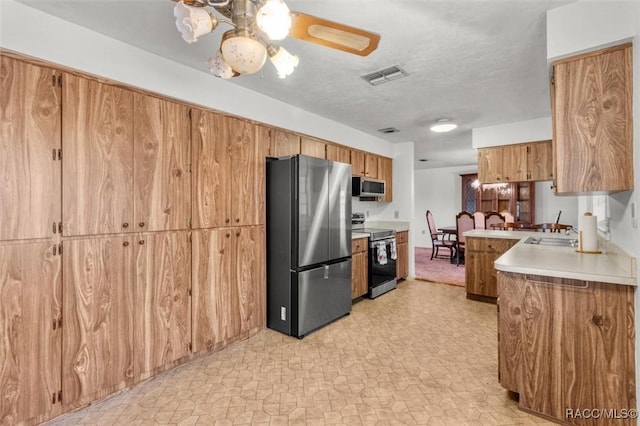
[524,237,578,247]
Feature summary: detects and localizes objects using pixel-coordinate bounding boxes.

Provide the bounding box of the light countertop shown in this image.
[364,221,410,232]
[464,230,637,286]
[352,232,369,239]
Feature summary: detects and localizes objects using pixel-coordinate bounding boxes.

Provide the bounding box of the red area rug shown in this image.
[414,247,465,287]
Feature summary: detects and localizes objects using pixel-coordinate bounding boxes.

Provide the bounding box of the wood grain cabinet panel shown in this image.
[134,94,191,232]
[396,231,408,280]
[135,232,191,378]
[477,148,502,183]
[351,150,365,177]
[192,227,265,353]
[553,44,633,194]
[192,110,266,229]
[62,74,134,236]
[465,237,517,300]
[300,136,326,159]
[270,129,300,157]
[0,241,62,425]
[62,236,135,410]
[364,154,378,178]
[526,141,553,181]
[326,144,351,164]
[0,56,61,241]
[378,156,393,202]
[351,237,368,299]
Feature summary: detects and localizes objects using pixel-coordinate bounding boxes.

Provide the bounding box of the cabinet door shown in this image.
[0,241,62,425]
[233,226,266,336]
[378,156,393,202]
[134,94,191,232]
[62,74,134,236]
[191,109,229,229]
[364,154,378,178]
[527,141,553,181]
[301,136,326,159]
[562,283,635,426]
[553,44,633,193]
[326,144,351,164]
[192,229,232,352]
[497,272,523,394]
[270,129,300,157]
[231,118,267,226]
[396,242,408,279]
[135,232,191,377]
[351,150,365,177]
[0,56,61,241]
[501,145,527,182]
[351,251,367,299]
[63,236,135,410]
[477,148,502,183]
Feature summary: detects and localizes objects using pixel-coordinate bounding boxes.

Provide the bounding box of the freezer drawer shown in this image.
[294,260,352,337]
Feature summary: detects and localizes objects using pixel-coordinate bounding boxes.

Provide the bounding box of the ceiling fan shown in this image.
[171,0,380,79]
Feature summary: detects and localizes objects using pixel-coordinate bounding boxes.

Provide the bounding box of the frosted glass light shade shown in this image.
[221,33,267,74]
[268,45,299,79]
[430,120,457,133]
[173,1,215,43]
[256,0,292,40]
[207,50,237,79]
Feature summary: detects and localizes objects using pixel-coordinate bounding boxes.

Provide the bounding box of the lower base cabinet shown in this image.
[466,237,517,301]
[351,237,368,299]
[498,272,636,425]
[396,231,409,280]
[0,240,62,425]
[192,227,265,353]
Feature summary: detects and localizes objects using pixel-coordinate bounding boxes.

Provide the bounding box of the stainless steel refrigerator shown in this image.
[266,155,352,338]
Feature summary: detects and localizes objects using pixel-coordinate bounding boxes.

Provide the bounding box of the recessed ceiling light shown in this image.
[430,119,457,133]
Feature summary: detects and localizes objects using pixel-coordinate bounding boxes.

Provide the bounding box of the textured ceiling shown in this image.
[18,0,572,169]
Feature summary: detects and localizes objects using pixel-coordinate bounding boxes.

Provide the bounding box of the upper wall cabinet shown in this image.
[270,129,299,157]
[478,141,552,184]
[300,136,326,159]
[378,156,393,202]
[192,109,267,228]
[62,74,134,236]
[0,56,61,241]
[552,43,633,194]
[326,144,351,164]
[62,74,191,236]
[351,150,366,176]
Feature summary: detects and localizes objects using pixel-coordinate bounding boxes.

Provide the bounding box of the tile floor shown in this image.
[45,279,557,425]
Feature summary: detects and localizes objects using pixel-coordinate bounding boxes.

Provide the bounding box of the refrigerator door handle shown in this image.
[324,265,329,279]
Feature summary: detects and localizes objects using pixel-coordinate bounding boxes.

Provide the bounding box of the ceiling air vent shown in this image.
[378,127,399,134]
[363,66,407,86]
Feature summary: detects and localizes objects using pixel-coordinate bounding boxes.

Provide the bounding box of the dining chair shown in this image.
[473,211,485,229]
[533,223,573,233]
[500,210,515,223]
[485,211,506,229]
[426,210,455,260]
[455,211,475,266]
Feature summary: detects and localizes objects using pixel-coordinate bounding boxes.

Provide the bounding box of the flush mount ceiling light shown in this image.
[430,119,458,133]
[172,0,380,79]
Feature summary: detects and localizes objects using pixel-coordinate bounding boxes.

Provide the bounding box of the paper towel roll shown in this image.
[579,212,598,252]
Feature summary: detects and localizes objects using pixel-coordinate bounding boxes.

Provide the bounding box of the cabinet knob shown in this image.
[122,223,129,228]
[139,222,145,228]
[139,240,145,245]
[226,233,230,238]
[236,232,240,237]
[225,218,230,223]
[123,241,129,247]
[235,218,240,223]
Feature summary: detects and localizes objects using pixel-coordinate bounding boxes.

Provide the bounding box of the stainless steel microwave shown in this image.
[352,176,385,197]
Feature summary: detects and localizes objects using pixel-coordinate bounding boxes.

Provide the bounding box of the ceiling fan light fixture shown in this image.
[220,30,267,74]
[173,1,217,43]
[207,49,239,79]
[256,0,292,40]
[267,45,299,78]
[430,119,458,133]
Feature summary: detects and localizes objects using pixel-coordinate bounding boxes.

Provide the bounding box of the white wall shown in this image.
[547,0,640,410]
[0,0,392,157]
[472,117,552,149]
[534,182,580,227]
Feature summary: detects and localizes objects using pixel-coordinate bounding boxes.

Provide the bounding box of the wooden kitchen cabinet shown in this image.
[134,231,192,379]
[192,110,267,228]
[62,74,134,236]
[396,231,408,280]
[552,43,633,194]
[133,94,191,232]
[526,141,553,181]
[378,156,393,202]
[498,272,636,425]
[351,237,368,299]
[62,235,135,411]
[351,150,366,176]
[0,241,62,426]
[192,227,265,353]
[478,145,526,183]
[270,128,300,157]
[364,154,379,178]
[0,56,61,242]
[300,136,326,158]
[465,237,517,301]
[326,144,351,164]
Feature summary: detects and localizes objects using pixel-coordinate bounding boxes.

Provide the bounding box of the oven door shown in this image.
[368,237,397,288]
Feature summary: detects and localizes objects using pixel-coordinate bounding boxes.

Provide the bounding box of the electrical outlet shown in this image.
[394,211,399,219]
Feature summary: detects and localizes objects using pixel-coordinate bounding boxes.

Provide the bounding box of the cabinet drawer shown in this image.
[467,237,516,253]
[352,237,368,254]
[396,231,408,244]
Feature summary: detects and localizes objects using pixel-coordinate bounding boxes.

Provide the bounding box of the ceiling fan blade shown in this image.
[289,11,380,57]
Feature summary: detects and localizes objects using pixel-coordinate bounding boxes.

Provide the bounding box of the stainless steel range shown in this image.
[352,214,397,298]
